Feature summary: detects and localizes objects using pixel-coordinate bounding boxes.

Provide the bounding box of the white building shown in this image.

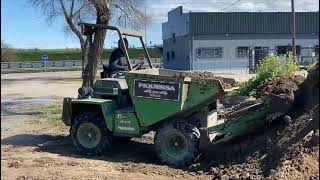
[162,6,319,71]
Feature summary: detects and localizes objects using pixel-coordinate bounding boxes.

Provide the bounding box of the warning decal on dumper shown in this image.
[133,79,180,101]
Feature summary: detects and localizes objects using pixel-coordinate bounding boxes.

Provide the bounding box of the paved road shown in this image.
[1,71,82,101]
[1,70,255,104]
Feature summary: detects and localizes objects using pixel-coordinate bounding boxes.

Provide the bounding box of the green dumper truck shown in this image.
[62,23,292,166]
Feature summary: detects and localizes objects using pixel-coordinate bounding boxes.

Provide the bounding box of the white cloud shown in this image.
[141,0,319,23]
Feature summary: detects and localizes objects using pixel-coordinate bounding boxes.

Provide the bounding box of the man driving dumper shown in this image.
[108,38,129,77]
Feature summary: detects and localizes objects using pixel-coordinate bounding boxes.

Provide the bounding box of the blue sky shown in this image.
[1,0,318,49]
[1,0,162,49]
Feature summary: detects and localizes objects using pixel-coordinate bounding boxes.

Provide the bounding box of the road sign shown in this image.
[139,54,145,60]
[42,54,48,72]
[42,54,48,62]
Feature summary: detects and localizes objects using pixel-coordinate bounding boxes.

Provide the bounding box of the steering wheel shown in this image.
[118,57,144,71]
[132,60,144,71]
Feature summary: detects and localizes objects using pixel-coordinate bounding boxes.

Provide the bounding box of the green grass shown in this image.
[10,48,161,62]
[235,56,300,96]
[39,103,66,131]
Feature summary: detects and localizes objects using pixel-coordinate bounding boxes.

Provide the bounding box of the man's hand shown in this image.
[132,60,144,70]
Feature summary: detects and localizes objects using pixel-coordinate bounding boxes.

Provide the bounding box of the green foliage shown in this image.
[5,48,161,62]
[281,57,300,74]
[1,41,17,62]
[237,56,300,96]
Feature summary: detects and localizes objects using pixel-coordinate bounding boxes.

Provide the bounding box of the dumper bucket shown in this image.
[125,68,231,127]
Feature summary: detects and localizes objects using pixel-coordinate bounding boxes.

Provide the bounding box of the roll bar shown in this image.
[78,22,153,70]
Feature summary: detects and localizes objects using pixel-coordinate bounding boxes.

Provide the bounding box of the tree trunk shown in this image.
[81,38,90,79]
[82,11,110,87]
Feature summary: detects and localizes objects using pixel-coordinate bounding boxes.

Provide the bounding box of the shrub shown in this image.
[1,41,17,62]
[237,56,300,96]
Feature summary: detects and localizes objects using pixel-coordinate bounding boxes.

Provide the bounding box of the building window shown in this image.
[196,47,223,59]
[254,47,270,61]
[315,45,319,57]
[237,47,249,58]
[166,52,170,62]
[171,51,175,59]
[277,46,301,55]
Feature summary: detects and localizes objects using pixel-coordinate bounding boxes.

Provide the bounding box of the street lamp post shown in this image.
[291,0,296,60]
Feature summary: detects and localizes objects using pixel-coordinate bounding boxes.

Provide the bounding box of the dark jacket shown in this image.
[109,48,128,73]
[109,48,124,66]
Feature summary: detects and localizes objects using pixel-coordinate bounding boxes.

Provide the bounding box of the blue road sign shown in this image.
[42,54,48,61]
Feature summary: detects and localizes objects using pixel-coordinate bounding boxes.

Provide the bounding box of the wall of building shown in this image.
[162,36,191,70]
[162,6,189,40]
[191,36,318,71]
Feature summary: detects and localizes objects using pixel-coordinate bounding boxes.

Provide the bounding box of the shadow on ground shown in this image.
[1,133,162,167]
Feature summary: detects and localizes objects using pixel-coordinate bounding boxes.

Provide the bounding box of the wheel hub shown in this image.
[162,131,188,159]
[77,122,101,149]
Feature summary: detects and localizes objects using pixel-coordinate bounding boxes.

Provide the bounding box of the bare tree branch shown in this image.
[110,0,149,30]
[59,0,85,45]
[70,1,90,18]
[28,0,150,86]
[69,0,75,16]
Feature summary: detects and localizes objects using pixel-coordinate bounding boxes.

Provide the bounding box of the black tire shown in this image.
[154,122,200,166]
[71,112,112,156]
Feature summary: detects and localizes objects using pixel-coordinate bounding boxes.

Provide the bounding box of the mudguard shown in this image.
[62,97,117,131]
[62,97,73,126]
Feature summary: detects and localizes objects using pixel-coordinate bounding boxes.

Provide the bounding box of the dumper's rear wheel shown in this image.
[155,122,200,166]
[71,112,112,156]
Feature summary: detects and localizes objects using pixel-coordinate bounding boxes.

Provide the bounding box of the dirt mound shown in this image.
[199,106,319,179]
[291,62,319,117]
[177,71,220,79]
[257,74,305,97]
[199,64,319,179]
[174,71,236,89]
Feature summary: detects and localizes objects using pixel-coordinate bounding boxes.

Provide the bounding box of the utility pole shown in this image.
[145,7,147,48]
[291,0,296,60]
[124,6,127,38]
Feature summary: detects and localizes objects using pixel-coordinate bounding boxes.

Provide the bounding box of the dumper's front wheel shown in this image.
[71,112,112,156]
[155,122,200,166]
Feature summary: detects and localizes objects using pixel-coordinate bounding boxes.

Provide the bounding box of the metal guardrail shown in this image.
[1,58,162,69]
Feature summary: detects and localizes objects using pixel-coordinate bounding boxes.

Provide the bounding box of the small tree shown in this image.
[29,0,149,86]
[1,41,17,62]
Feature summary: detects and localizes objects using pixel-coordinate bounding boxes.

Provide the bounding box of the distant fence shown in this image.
[1,58,162,69]
[247,47,319,73]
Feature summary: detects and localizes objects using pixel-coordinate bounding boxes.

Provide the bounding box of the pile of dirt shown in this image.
[256,74,305,97]
[177,71,222,79]
[174,71,236,89]
[199,64,319,179]
[201,108,319,179]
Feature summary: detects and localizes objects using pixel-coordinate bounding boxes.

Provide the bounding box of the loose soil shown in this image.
[175,71,236,89]
[257,74,305,97]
